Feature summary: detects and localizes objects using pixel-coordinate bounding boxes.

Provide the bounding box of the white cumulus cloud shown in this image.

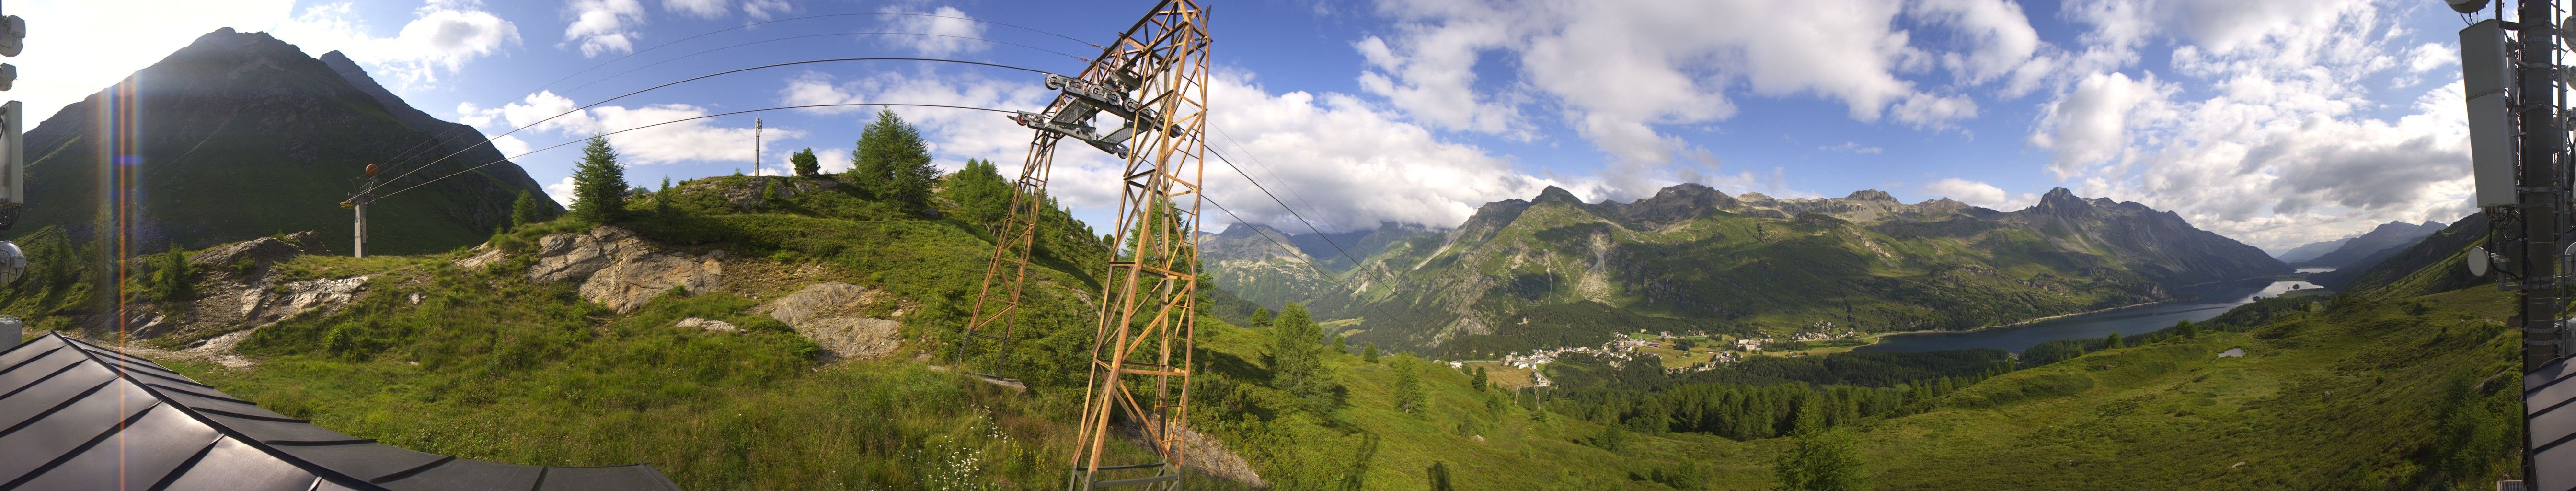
[563,0,647,57]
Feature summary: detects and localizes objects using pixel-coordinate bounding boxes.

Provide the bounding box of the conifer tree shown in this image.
[1775,396,1869,491]
[508,191,540,231]
[569,137,629,223]
[1271,304,1334,411]
[1392,355,1425,413]
[852,109,936,210]
[1363,342,1379,363]
[1471,366,1487,391]
[791,147,820,176]
[943,158,1012,226]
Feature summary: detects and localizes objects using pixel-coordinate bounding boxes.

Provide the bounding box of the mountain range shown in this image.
[1205,184,2288,355]
[2283,220,2446,270]
[5,28,555,255]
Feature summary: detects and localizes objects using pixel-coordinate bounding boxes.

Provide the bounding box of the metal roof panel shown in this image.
[155,437,323,491]
[11,404,218,491]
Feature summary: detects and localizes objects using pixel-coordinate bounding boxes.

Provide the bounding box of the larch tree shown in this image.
[569,137,629,223]
[851,109,937,210]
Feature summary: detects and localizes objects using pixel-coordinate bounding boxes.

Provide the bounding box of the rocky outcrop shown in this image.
[754,282,902,361]
[527,227,723,313]
[1125,416,1265,489]
[188,237,302,273]
[240,276,370,326]
[279,231,333,256]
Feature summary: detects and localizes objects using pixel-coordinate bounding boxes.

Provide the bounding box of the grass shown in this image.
[1849,287,2523,490]
[74,173,2518,491]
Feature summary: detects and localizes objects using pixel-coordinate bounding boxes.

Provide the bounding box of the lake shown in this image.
[1852,279,2320,353]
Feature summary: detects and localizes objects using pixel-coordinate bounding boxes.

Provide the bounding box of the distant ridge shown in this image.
[2295,220,2446,269]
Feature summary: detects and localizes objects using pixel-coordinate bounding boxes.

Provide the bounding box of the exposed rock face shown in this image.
[755,282,901,361]
[454,246,504,270]
[279,231,333,256]
[188,237,303,272]
[240,276,369,326]
[1127,416,1265,489]
[528,227,723,313]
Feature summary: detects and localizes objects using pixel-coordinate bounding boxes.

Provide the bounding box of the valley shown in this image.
[0,4,2533,490]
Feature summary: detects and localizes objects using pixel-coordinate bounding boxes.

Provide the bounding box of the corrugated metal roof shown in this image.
[0,332,683,491]
[2533,356,2576,491]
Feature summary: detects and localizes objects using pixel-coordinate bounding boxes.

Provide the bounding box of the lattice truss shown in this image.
[955,1,1209,490]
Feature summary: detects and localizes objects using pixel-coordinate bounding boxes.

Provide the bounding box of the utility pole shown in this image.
[753,118,762,176]
[345,164,379,258]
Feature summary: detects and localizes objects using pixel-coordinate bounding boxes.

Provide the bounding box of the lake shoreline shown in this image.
[1856,278,2323,353]
[1860,299,2180,341]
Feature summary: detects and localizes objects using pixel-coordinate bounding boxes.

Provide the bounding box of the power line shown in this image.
[563,31,1089,95]
[539,12,1100,97]
[372,32,1089,180]
[1209,125,1332,244]
[375,57,1053,190]
[377,103,1019,199]
[1205,146,1376,276]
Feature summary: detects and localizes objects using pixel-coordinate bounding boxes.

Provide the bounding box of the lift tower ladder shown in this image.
[954,1,1209,490]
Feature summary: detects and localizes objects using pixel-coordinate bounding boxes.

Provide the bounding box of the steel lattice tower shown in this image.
[956,1,1209,489]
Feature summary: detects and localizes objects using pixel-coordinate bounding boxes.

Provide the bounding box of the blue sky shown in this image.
[19,0,2484,252]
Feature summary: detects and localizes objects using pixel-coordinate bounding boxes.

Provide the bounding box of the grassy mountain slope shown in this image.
[1856,287,2520,490]
[10,28,552,255]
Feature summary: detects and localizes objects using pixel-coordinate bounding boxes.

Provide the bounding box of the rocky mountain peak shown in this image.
[1533,186,1583,206]
[1844,189,1897,202]
[2032,187,2089,214]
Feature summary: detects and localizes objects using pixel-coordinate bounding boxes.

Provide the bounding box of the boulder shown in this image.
[188,237,302,270]
[526,226,723,313]
[676,317,739,333]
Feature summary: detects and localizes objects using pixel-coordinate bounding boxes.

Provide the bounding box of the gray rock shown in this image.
[526,226,723,313]
[754,282,901,361]
[279,230,333,256]
[188,237,302,271]
[676,317,739,333]
[238,275,368,326]
[759,282,870,327]
[794,317,902,361]
[454,247,505,270]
